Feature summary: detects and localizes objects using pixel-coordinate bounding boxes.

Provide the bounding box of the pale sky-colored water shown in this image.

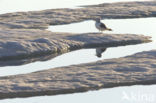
[0,18,156,103]
[0,17,155,77]
[0,0,151,14]
[1,85,156,103]
[0,0,156,103]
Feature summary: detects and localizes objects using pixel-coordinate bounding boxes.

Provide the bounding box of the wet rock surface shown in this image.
[0,28,151,62]
[0,1,155,61]
[0,50,156,99]
[0,1,156,29]
[0,0,155,100]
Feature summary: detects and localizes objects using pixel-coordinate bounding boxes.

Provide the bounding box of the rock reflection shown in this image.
[0,47,107,67]
[0,52,65,67]
[96,47,107,58]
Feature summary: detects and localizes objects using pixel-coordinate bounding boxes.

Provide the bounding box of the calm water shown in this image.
[0,18,155,76]
[0,0,156,103]
[0,85,156,103]
[0,0,151,14]
[0,17,156,103]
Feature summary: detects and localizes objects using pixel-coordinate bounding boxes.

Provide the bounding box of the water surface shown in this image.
[1,85,156,103]
[0,1,156,102]
[0,0,151,14]
[0,18,155,76]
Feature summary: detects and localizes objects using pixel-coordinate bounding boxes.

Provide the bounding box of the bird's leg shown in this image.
[99,30,102,33]
[100,30,103,33]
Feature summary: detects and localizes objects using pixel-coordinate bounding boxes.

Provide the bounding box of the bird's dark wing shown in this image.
[100,23,106,29]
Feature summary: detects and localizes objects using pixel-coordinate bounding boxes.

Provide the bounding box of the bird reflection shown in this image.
[96,47,107,58]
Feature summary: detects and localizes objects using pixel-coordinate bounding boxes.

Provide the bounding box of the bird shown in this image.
[96,47,107,58]
[94,18,112,32]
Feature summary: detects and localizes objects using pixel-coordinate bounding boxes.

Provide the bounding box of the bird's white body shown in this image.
[95,19,112,32]
[95,22,105,31]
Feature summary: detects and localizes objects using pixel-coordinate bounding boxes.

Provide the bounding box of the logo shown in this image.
[122,91,155,103]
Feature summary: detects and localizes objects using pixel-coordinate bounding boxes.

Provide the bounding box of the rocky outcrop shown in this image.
[0,1,155,100]
[0,1,154,62]
[0,28,151,62]
[0,1,156,29]
[0,50,156,99]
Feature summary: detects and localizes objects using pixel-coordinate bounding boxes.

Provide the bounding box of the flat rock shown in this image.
[0,0,153,63]
[0,50,156,99]
[0,28,151,61]
[0,1,156,29]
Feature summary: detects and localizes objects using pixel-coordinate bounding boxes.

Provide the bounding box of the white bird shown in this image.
[95,18,112,32]
[96,47,107,58]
